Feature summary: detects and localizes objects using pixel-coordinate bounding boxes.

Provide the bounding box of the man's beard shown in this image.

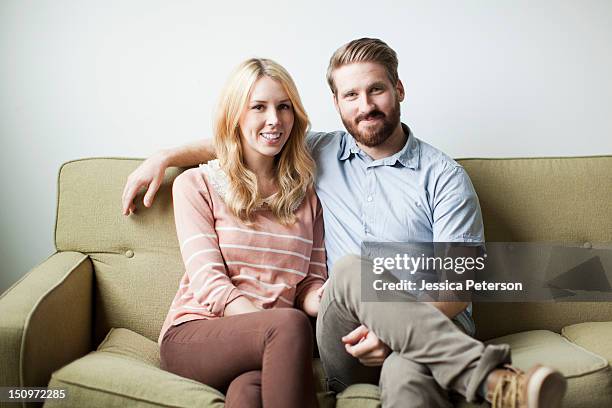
[341,99,401,148]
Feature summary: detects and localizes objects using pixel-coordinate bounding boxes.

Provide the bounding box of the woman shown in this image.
[158,58,326,408]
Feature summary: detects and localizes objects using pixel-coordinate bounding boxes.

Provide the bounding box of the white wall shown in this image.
[2,0,612,293]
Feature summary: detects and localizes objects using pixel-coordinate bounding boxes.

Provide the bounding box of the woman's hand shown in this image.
[301,284,325,317]
[224,296,261,316]
[122,151,170,215]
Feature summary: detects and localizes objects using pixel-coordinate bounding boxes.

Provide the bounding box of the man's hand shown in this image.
[122,152,169,215]
[342,324,391,367]
[121,139,216,216]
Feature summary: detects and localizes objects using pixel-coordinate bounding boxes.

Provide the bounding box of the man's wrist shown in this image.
[154,149,172,168]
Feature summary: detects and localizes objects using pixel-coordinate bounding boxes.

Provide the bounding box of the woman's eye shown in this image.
[279,104,291,110]
[251,105,264,111]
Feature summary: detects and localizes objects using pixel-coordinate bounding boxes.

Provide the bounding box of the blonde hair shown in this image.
[326,38,399,95]
[213,58,315,225]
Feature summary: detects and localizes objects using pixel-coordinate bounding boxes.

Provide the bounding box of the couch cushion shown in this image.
[46,327,337,408]
[313,359,337,408]
[55,159,187,345]
[459,157,612,340]
[486,330,608,377]
[46,328,225,407]
[483,330,612,408]
[562,322,612,364]
[336,383,380,408]
[336,330,611,408]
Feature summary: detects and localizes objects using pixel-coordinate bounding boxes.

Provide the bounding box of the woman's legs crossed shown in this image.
[160,308,318,408]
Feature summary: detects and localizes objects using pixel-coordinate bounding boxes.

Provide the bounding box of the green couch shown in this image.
[1,156,611,408]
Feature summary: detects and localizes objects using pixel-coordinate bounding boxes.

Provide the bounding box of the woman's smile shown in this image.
[260,131,283,145]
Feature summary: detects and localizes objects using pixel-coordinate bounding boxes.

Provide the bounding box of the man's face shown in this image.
[332,62,404,147]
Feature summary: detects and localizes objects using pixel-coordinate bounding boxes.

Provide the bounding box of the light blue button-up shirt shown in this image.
[307,124,483,335]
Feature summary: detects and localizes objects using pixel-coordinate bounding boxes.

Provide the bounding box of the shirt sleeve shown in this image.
[305,131,323,152]
[172,169,244,317]
[295,195,328,306]
[432,165,485,243]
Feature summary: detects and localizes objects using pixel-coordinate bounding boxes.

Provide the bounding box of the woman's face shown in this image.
[238,76,294,163]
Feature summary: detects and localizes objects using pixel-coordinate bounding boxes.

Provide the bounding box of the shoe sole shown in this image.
[527,366,567,408]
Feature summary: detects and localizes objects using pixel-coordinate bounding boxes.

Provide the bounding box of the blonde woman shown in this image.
[158,59,325,408]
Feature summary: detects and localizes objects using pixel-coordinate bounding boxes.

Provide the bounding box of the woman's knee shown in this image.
[225,371,262,408]
[266,308,312,343]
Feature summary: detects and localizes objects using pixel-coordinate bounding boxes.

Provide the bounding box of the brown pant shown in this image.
[160,308,318,408]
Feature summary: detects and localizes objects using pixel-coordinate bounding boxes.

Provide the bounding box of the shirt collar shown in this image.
[338,133,360,161]
[338,123,420,170]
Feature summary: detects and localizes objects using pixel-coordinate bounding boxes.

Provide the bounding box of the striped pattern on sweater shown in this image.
[158,165,327,345]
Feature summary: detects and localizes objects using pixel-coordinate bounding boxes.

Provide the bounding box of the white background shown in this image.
[1,0,612,293]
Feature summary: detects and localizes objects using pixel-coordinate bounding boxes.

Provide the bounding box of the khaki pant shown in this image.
[316,255,511,407]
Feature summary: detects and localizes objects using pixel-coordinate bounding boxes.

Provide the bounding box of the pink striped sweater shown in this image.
[158,160,327,345]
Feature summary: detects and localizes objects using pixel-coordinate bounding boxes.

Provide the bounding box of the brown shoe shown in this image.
[485,364,567,408]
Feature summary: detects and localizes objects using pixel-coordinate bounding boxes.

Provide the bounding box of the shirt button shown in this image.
[583,242,592,249]
[125,250,134,258]
[367,195,373,202]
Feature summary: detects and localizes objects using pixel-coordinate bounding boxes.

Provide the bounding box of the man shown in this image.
[122,38,566,407]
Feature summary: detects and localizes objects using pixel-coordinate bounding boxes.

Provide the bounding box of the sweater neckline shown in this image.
[199,159,303,211]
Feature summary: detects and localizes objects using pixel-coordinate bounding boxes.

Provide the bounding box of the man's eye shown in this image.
[345,92,356,98]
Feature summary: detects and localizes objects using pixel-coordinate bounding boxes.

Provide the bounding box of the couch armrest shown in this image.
[0,251,93,392]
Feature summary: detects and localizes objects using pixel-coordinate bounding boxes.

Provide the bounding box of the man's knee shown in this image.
[380,353,427,382]
[329,254,362,292]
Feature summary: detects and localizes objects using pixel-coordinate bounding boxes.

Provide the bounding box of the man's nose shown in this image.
[358,94,375,113]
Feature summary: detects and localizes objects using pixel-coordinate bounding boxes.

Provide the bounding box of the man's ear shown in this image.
[396,79,405,102]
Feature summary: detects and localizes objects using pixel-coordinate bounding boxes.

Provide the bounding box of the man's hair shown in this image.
[326,38,399,95]
[213,58,315,225]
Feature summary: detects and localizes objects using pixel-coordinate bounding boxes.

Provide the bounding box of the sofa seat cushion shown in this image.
[562,322,612,364]
[46,327,337,408]
[482,329,611,408]
[486,329,608,377]
[313,359,337,408]
[336,384,380,408]
[45,327,225,407]
[336,330,610,408]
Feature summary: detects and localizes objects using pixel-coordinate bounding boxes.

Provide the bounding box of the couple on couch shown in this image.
[121,38,566,408]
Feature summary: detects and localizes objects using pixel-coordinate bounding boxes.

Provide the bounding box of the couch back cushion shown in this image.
[460,157,612,339]
[55,157,612,343]
[56,158,185,344]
